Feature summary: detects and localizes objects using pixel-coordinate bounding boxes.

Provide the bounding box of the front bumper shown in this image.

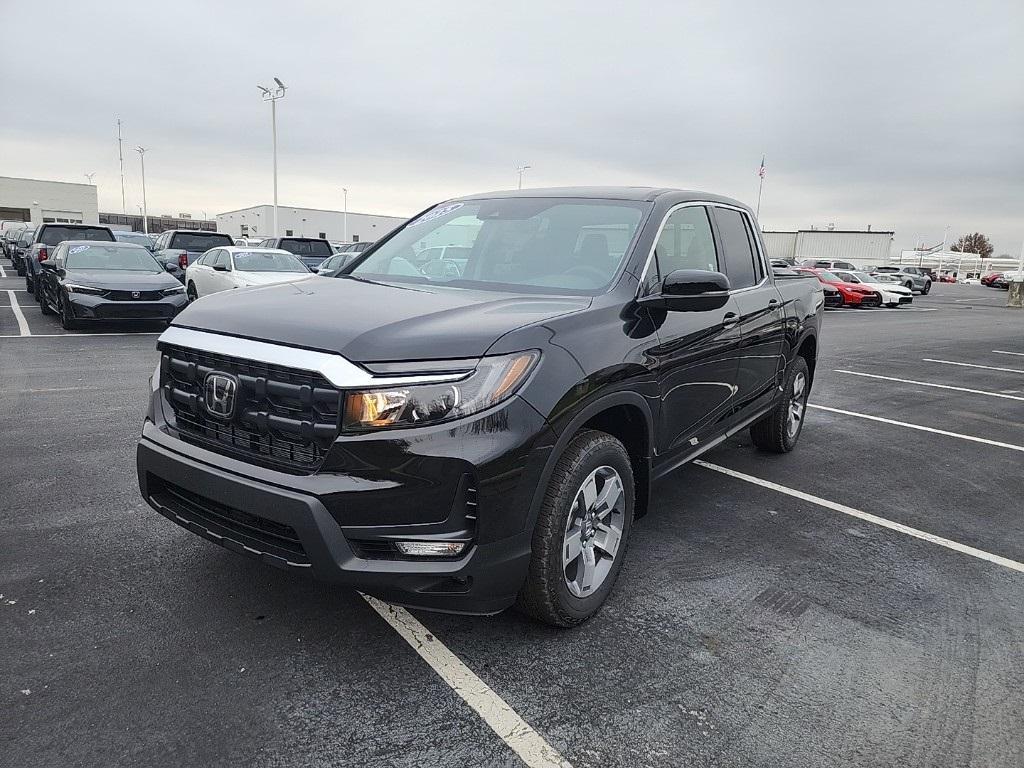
[69,294,187,321]
[137,392,556,614]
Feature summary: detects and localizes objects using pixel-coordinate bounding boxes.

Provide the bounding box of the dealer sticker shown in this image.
[69,245,91,254]
[408,202,464,227]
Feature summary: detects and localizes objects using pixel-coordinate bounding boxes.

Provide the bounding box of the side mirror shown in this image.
[164,262,177,272]
[642,269,731,311]
[212,263,228,272]
[40,259,57,271]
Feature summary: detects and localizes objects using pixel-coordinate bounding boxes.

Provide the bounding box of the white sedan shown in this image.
[185,247,312,300]
[835,270,914,307]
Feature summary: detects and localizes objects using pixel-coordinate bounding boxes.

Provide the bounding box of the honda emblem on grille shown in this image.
[204,373,238,419]
[132,291,141,299]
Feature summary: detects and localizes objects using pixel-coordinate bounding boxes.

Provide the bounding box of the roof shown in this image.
[456,186,745,206]
[222,246,290,253]
[59,240,138,247]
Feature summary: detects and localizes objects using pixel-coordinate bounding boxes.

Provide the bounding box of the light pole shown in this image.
[342,187,348,241]
[516,164,531,190]
[84,172,96,185]
[117,118,126,214]
[135,146,148,234]
[258,77,288,237]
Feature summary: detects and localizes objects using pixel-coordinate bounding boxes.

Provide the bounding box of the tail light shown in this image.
[37,246,48,262]
[178,251,188,269]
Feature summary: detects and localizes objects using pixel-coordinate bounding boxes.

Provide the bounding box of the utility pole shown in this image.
[117,119,126,214]
[135,146,148,234]
[756,155,766,219]
[516,164,531,190]
[258,78,288,237]
[342,188,348,241]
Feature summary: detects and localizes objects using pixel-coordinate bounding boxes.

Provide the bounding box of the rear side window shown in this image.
[279,238,332,257]
[170,232,234,251]
[714,208,758,290]
[40,226,113,246]
[646,206,717,293]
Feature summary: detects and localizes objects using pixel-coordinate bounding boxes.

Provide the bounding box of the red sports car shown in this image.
[795,267,882,307]
[981,272,1003,287]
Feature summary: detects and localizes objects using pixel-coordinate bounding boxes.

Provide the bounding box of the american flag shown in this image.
[758,155,766,179]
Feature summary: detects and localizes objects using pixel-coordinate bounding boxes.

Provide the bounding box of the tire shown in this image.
[516,429,635,627]
[25,275,33,295]
[40,287,54,315]
[15,261,25,277]
[922,281,931,295]
[59,294,79,330]
[904,281,914,291]
[750,356,810,453]
[186,282,198,301]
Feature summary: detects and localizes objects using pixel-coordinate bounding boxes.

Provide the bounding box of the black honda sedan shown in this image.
[36,241,188,330]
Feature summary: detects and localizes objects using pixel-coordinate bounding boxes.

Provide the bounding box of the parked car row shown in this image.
[786,266,913,308]
[796,259,933,294]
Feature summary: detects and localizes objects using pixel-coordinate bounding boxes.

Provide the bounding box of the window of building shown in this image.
[318,232,326,239]
[285,229,294,236]
[353,235,360,242]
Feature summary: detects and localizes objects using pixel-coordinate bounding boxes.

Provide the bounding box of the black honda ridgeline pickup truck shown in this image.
[137,188,823,627]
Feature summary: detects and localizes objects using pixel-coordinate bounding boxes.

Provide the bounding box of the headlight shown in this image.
[64,283,105,296]
[161,285,185,295]
[343,351,539,432]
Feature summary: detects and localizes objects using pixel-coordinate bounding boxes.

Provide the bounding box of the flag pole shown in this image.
[756,155,765,219]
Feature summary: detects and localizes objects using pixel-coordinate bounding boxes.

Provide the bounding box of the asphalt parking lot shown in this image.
[3,273,1023,767]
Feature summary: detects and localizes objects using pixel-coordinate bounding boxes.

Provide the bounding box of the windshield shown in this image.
[170,232,233,251]
[65,244,162,272]
[233,250,308,273]
[114,232,155,249]
[348,198,648,294]
[41,226,113,246]
[817,270,841,282]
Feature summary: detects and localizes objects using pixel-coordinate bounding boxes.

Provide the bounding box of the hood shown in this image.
[65,269,181,290]
[171,276,591,361]
[234,271,312,287]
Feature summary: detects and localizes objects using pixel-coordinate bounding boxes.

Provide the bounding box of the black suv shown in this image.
[257,237,335,270]
[137,188,823,626]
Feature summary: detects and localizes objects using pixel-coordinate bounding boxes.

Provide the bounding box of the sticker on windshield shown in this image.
[408,202,464,227]
[69,245,91,254]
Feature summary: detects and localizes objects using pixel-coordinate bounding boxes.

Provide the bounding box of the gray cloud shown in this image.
[3,0,1022,254]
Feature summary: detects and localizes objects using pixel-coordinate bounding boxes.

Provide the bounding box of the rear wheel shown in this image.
[186,282,198,301]
[750,356,810,453]
[516,429,634,627]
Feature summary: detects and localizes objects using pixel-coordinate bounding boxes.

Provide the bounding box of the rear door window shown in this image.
[713,208,758,290]
[40,226,114,246]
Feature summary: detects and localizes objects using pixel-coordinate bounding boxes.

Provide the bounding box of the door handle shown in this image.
[722,312,739,329]
[767,298,780,307]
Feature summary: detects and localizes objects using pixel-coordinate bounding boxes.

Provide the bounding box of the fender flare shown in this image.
[524,389,655,534]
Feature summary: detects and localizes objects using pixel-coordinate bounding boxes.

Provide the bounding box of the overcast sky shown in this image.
[3,0,1022,254]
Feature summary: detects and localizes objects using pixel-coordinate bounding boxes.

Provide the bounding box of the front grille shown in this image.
[107,289,165,301]
[824,292,843,307]
[95,304,170,319]
[148,477,310,567]
[160,344,343,474]
[861,294,882,307]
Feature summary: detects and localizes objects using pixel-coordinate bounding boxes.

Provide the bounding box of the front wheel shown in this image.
[15,261,25,277]
[59,294,79,330]
[922,281,931,295]
[40,287,54,315]
[750,356,810,453]
[516,429,635,627]
[25,275,33,295]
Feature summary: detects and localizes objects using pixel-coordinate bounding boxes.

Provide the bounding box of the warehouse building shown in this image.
[216,204,406,243]
[0,176,99,225]
[99,212,217,234]
[763,228,894,266]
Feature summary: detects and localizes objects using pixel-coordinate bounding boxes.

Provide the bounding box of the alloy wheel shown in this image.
[562,465,626,598]
[787,370,807,439]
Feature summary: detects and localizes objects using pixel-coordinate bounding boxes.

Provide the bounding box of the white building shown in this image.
[216,204,407,243]
[763,229,894,266]
[0,176,99,225]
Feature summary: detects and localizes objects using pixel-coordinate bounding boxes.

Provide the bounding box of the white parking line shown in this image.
[993,350,1024,358]
[808,404,1024,453]
[364,596,571,768]
[0,264,6,278]
[6,290,30,336]
[0,332,161,338]
[835,369,1024,402]
[694,461,1024,574]
[923,358,1024,375]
